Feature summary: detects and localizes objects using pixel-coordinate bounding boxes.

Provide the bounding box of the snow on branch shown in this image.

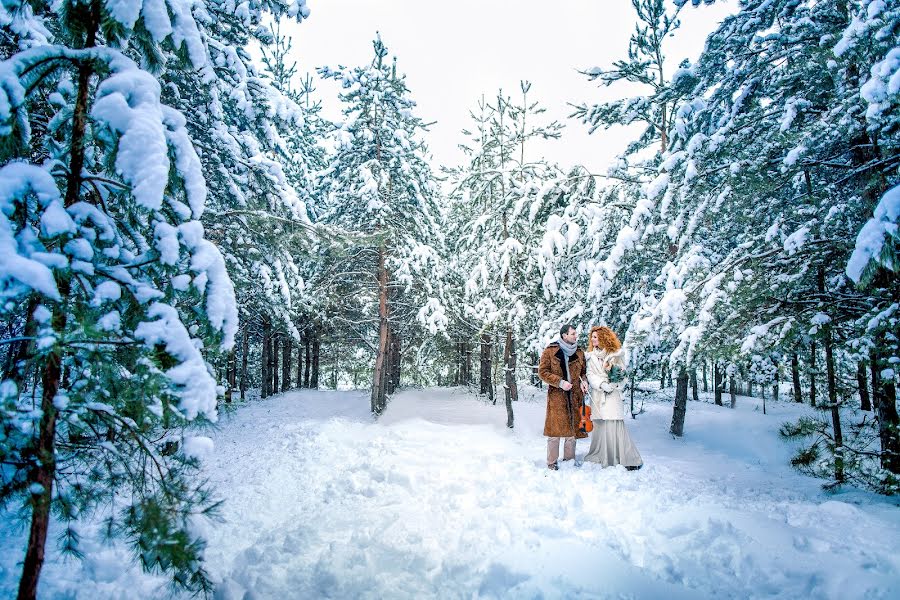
[847,183,900,284]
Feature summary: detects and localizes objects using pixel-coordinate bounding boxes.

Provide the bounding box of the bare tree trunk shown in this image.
[312,329,320,389]
[670,366,688,436]
[729,375,737,408]
[504,327,517,429]
[371,246,390,414]
[660,363,667,390]
[857,361,871,411]
[792,353,802,403]
[465,344,472,385]
[240,326,249,400]
[690,368,699,402]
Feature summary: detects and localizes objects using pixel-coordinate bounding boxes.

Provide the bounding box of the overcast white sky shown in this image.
[281,0,735,174]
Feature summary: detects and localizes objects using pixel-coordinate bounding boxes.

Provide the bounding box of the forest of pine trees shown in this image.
[1,0,898,596]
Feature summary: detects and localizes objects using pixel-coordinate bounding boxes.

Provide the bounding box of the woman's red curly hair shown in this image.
[588,326,622,353]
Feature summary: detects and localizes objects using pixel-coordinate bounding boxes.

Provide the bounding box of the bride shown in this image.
[583,326,643,470]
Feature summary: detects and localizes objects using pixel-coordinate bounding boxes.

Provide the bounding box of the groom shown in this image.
[538,323,589,470]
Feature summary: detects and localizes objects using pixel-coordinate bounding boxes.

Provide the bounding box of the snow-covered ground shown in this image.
[2,386,899,599]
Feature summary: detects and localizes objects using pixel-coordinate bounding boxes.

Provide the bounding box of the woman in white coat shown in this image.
[583,326,643,469]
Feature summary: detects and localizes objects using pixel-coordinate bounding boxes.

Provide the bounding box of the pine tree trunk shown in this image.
[296,331,304,389]
[272,335,280,394]
[20,10,99,597]
[480,332,491,395]
[312,330,320,389]
[873,342,900,474]
[773,365,780,402]
[261,318,270,398]
[660,363,667,390]
[714,362,723,406]
[383,329,394,395]
[19,338,62,600]
[690,368,699,402]
[792,353,802,403]
[371,246,390,414]
[224,350,235,403]
[331,345,338,389]
[857,361,871,411]
[282,338,291,392]
[630,366,635,416]
[819,268,843,483]
[504,327,517,429]
[824,321,844,482]
[240,326,248,400]
[702,361,708,393]
[729,375,737,408]
[670,366,688,436]
[810,340,817,407]
[488,336,500,404]
[303,334,311,388]
[465,344,472,385]
[389,333,400,393]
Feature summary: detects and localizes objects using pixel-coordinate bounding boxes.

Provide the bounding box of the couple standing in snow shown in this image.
[538,324,643,471]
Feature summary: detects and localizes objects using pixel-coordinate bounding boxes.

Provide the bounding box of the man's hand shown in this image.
[560,380,573,391]
[580,380,589,394]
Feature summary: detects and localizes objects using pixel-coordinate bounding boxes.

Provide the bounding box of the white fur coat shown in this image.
[586,348,626,420]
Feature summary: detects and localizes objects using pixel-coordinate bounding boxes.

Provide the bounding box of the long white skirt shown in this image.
[583,419,643,468]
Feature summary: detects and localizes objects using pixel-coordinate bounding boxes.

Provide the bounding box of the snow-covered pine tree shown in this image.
[0,0,273,595]
[638,0,899,487]
[446,83,562,427]
[255,21,334,396]
[572,0,684,155]
[317,36,446,413]
[569,0,695,429]
[149,4,317,401]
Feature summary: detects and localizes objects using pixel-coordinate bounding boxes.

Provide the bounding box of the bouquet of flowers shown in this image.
[608,365,626,383]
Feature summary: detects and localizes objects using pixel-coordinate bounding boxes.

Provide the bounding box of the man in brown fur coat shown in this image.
[538,323,589,470]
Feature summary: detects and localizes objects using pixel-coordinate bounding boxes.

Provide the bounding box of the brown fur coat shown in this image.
[538,343,588,439]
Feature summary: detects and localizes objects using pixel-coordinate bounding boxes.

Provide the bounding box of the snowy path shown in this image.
[2,387,899,598]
